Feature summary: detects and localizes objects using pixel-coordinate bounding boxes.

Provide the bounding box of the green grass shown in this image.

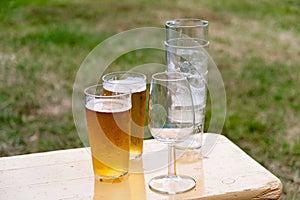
[0,0,299,198]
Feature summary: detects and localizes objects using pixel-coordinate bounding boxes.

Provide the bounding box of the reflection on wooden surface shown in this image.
[93,147,205,200]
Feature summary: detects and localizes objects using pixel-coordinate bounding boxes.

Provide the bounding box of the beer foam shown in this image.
[104,77,146,93]
[86,99,131,113]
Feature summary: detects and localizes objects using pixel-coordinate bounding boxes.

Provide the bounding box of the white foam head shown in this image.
[86,99,131,113]
[103,77,146,93]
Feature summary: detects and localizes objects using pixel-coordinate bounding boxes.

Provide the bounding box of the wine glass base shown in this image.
[149,175,196,194]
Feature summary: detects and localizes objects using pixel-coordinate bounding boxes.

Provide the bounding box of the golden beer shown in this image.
[129,89,147,156]
[85,85,131,181]
[103,72,147,158]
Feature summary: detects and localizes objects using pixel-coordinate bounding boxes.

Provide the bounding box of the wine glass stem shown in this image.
[168,145,176,176]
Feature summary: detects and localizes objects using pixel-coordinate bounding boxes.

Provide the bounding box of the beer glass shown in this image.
[84,84,131,182]
[148,72,196,194]
[165,19,209,149]
[102,72,147,159]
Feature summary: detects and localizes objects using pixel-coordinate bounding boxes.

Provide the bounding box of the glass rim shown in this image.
[102,71,147,84]
[165,19,209,29]
[164,39,209,50]
[152,72,187,82]
[84,84,131,98]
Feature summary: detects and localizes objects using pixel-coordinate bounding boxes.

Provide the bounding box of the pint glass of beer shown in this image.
[102,72,147,159]
[84,84,131,182]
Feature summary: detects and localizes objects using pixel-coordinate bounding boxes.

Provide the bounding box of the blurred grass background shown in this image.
[0,0,299,198]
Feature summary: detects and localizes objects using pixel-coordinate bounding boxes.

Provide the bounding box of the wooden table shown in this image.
[0,133,282,199]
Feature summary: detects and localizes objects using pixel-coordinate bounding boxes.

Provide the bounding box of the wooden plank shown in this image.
[0,133,282,199]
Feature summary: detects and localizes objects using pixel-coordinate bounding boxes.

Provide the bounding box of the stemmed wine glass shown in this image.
[148,71,196,194]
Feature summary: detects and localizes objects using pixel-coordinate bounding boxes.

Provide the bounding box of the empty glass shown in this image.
[165,19,209,149]
[148,72,196,194]
[165,19,209,49]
